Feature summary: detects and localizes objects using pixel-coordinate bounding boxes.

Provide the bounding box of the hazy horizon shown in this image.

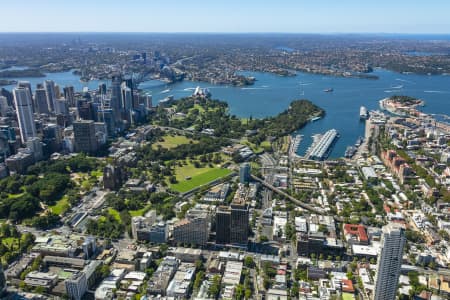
[1,0,450,34]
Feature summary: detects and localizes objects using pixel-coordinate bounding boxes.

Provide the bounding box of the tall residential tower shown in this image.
[373,223,406,300]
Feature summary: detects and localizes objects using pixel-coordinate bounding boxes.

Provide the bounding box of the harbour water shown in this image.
[2,68,450,157]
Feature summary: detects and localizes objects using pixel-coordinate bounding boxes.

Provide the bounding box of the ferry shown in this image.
[323,88,334,93]
[159,95,174,104]
[359,106,369,119]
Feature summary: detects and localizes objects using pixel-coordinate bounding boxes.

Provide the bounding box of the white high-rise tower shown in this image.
[13,87,37,144]
[373,223,406,300]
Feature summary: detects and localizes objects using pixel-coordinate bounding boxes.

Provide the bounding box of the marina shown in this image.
[289,134,303,158]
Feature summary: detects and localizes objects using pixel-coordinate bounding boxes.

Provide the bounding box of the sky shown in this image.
[1,0,449,34]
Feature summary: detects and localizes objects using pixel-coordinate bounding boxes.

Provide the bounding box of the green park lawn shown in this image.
[107,208,122,222]
[129,204,152,217]
[49,195,70,215]
[153,135,196,150]
[91,170,103,178]
[190,104,206,114]
[242,139,264,154]
[170,164,232,193]
[342,293,355,300]
[260,140,272,150]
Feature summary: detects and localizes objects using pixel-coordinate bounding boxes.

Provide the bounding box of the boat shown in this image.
[355,136,364,147]
[391,84,404,89]
[160,89,171,94]
[345,146,356,158]
[311,116,321,122]
[159,95,174,104]
[323,88,334,92]
[360,106,369,119]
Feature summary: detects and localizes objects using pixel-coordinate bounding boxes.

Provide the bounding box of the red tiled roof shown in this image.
[343,224,368,242]
[341,279,355,293]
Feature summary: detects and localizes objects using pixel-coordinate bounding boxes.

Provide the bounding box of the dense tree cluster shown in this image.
[0,154,101,222]
[86,213,125,239]
[27,173,71,204]
[27,153,102,175]
[153,97,323,145]
[0,223,35,268]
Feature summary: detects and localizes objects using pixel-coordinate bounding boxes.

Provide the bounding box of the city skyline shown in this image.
[1,0,450,34]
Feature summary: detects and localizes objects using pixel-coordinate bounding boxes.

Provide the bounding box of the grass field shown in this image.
[129,204,152,217]
[170,167,232,193]
[260,140,272,150]
[108,208,121,222]
[153,135,196,150]
[342,293,355,300]
[49,195,70,215]
[242,140,264,154]
[190,104,206,114]
[91,170,103,178]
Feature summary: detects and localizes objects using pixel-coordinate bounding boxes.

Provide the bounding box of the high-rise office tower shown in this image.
[54,84,61,99]
[239,162,251,184]
[110,74,123,122]
[26,137,43,161]
[0,88,13,107]
[0,96,10,117]
[97,109,115,138]
[73,120,98,154]
[63,86,75,107]
[216,206,231,244]
[98,83,107,96]
[230,198,249,245]
[55,98,69,115]
[121,83,133,111]
[44,80,56,112]
[13,87,37,144]
[34,87,50,114]
[18,81,33,112]
[77,99,94,121]
[145,95,153,109]
[373,223,406,300]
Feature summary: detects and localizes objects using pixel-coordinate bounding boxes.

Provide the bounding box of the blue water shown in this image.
[140,69,450,157]
[1,70,108,91]
[3,68,450,158]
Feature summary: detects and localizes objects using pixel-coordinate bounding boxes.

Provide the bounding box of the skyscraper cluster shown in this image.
[0,75,153,175]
